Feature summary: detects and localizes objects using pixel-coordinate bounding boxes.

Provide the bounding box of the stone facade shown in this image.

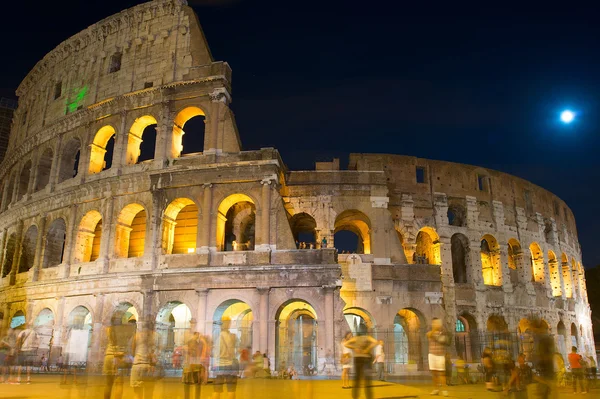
[0,0,594,372]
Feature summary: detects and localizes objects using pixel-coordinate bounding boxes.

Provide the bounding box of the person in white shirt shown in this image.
[373,340,385,381]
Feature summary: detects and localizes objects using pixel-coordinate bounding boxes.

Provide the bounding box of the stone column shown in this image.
[48,136,62,191]
[89,294,104,366]
[113,110,129,173]
[257,287,270,353]
[256,179,273,252]
[100,197,115,273]
[370,196,391,264]
[323,286,335,356]
[0,228,7,279]
[26,155,37,199]
[207,89,230,154]
[154,101,173,164]
[53,296,66,351]
[499,243,513,293]
[32,216,47,282]
[199,183,213,253]
[62,205,78,277]
[195,289,209,335]
[146,191,161,270]
[0,302,10,337]
[9,220,24,285]
[142,290,154,330]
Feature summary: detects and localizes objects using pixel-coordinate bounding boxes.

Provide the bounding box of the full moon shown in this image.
[560,110,575,123]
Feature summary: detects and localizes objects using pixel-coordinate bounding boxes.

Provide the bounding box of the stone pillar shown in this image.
[100,197,115,273]
[499,243,513,293]
[48,136,62,191]
[9,220,24,285]
[146,192,161,270]
[53,296,66,351]
[142,290,154,330]
[256,178,273,252]
[370,196,391,264]
[0,178,10,211]
[0,302,10,337]
[470,240,485,289]
[113,111,129,173]
[32,216,47,282]
[199,183,213,253]
[62,205,78,277]
[0,228,7,278]
[25,156,36,199]
[155,101,173,163]
[89,294,104,366]
[195,289,209,334]
[257,287,270,352]
[207,89,230,154]
[323,286,335,356]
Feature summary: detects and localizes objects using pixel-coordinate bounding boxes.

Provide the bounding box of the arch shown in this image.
[126,115,158,165]
[529,242,545,283]
[557,321,568,358]
[451,233,469,283]
[18,225,38,273]
[570,322,578,347]
[162,198,199,255]
[481,234,501,286]
[17,160,32,201]
[447,204,466,227]
[43,218,67,268]
[393,308,424,368]
[455,312,479,362]
[289,212,317,246]
[88,125,116,174]
[155,301,192,355]
[212,299,254,360]
[115,203,147,258]
[57,137,81,183]
[507,238,522,283]
[275,299,318,371]
[35,147,53,191]
[334,209,371,254]
[414,227,441,265]
[172,106,206,158]
[10,310,26,328]
[561,253,573,298]
[34,308,55,356]
[65,306,93,364]
[486,314,508,332]
[216,193,256,251]
[343,307,376,333]
[1,233,17,277]
[74,210,103,263]
[548,250,562,296]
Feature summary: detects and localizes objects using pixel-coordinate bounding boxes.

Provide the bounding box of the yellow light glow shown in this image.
[187,248,195,254]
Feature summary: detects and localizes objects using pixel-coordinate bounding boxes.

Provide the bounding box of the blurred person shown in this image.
[373,340,385,381]
[239,346,250,377]
[587,355,597,389]
[529,335,556,399]
[506,353,532,399]
[322,349,335,377]
[341,332,353,388]
[263,352,271,375]
[213,317,238,399]
[103,318,127,399]
[131,325,157,399]
[288,364,298,379]
[57,354,64,372]
[568,346,588,394]
[427,318,449,396]
[40,355,48,372]
[481,347,496,390]
[0,328,16,383]
[173,345,183,370]
[16,323,38,384]
[455,355,467,385]
[182,332,206,399]
[307,362,315,376]
[444,352,453,385]
[344,327,378,399]
[252,350,262,377]
[493,340,513,390]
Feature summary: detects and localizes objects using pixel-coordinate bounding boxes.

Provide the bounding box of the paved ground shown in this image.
[0,374,596,398]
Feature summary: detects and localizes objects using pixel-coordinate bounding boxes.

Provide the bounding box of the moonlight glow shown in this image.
[560,110,575,124]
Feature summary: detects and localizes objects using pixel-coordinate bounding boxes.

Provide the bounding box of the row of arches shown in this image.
[0,106,207,211]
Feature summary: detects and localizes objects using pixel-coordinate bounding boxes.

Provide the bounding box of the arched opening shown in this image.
[481,234,501,286]
[115,204,146,258]
[65,306,93,365]
[486,315,508,333]
[289,212,317,248]
[173,106,206,157]
[18,225,38,273]
[507,238,522,284]
[518,318,549,359]
[529,242,545,283]
[454,313,479,362]
[343,307,375,334]
[414,227,441,265]
[57,137,81,183]
[74,211,103,263]
[17,160,31,201]
[162,198,199,255]
[2,233,17,277]
[548,251,562,296]
[43,218,66,268]
[393,309,423,368]
[213,300,253,363]
[34,308,55,360]
[88,125,116,174]
[10,310,26,328]
[35,148,53,191]
[447,204,466,227]
[557,321,568,359]
[5,174,15,206]
[126,115,158,165]
[275,300,318,371]
[451,233,469,283]
[576,262,585,297]
[561,253,573,298]
[216,194,256,251]
[570,323,578,347]
[334,209,371,254]
[155,302,192,366]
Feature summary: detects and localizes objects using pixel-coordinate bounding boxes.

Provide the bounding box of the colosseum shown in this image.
[0,0,594,373]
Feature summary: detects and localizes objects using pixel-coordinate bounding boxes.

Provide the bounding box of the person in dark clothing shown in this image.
[344,327,378,399]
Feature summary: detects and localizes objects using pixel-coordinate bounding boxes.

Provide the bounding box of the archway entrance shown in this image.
[343,307,374,334]
[393,309,423,369]
[212,300,253,365]
[216,194,256,251]
[289,213,317,248]
[334,210,371,254]
[275,300,318,371]
[10,310,26,328]
[34,308,55,360]
[155,302,192,367]
[65,306,93,366]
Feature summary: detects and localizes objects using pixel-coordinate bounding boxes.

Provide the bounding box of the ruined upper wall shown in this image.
[11,0,214,148]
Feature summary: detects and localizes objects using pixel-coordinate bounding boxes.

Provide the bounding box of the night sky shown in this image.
[1,1,599,266]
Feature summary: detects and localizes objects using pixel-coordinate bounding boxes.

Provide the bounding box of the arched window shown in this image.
[35,148,53,191]
[447,204,466,227]
[162,198,199,254]
[455,319,465,332]
[289,212,317,248]
[18,225,38,273]
[529,242,545,283]
[43,218,67,268]
[115,204,146,258]
[74,211,103,263]
[88,126,116,174]
[415,227,440,265]
[126,115,158,165]
[481,234,501,286]
[173,106,206,158]
[561,253,573,298]
[548,251,562,296]
[1,233,17,277]
[57,137,81,183]
[17,160,32,201]
[334,210,371,254]
[216,194,256,251]
[275,300,318,371]
[451,233,469,283]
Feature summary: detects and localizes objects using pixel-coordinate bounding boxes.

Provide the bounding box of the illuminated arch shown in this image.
[548,251,562,296]
[34,308,55,355]
[486,314,508,332]
[43,218,67,268]
[289,212,317,244]
[213,299,254,356]
[155,301,192,352]
[74,210,103,263]
[529,242,545,283]
[561,253,573,298]
[126,115,158,165]
[481,234,501,286]
[172,106,206,158]
[275,299,318,370]
[343,307,375,333]
[88,125,116,174]
[2,233,17,277]
[216,193,256,251]
[162,198,199,254]
[115,203,147,258]
[394,308,425,368]
[35,147,53,192]
[334,209,371,254]
[18,224,38,273]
